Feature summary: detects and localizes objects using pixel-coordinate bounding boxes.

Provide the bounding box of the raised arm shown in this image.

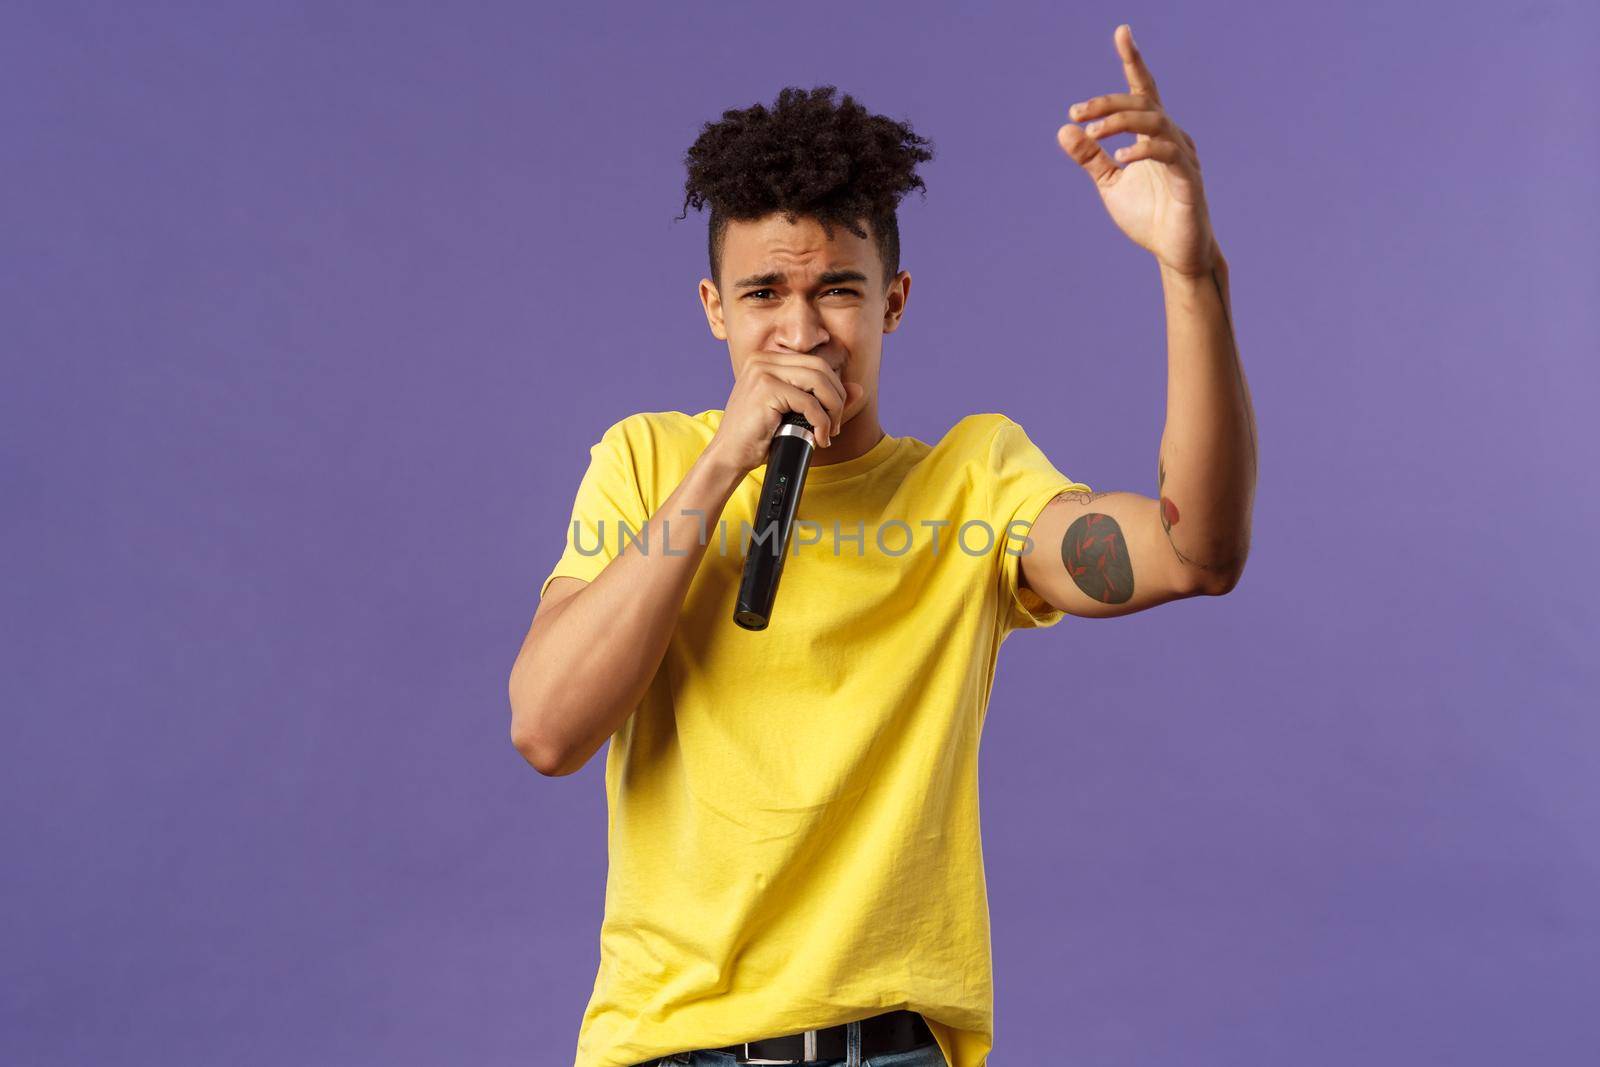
[1029,23,1256,618]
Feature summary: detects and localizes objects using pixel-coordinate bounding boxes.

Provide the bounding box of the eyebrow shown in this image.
[731,268,872,290]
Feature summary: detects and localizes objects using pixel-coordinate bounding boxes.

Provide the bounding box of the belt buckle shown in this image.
[739,1028,818,1064]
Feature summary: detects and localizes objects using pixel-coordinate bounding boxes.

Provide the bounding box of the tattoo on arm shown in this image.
[1059,512,1134,604]
[1159,457,1179,534]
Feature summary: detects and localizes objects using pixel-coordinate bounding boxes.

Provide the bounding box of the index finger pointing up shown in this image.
[1116,24,1160,106]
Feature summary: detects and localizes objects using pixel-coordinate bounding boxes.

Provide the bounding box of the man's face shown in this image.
[698,212,910,428]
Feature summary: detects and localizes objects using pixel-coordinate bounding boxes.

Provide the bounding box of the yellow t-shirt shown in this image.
[539,408,1092,1067]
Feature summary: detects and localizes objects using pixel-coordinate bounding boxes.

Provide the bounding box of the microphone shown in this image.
[733,410,816,630]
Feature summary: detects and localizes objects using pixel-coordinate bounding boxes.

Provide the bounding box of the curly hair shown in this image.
[675,85,935,293]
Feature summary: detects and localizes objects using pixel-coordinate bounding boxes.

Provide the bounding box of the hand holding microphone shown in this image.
[704,351,859,478]
[704,352,863,631]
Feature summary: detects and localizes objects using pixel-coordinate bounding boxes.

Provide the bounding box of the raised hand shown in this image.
[1056,24,1219,277]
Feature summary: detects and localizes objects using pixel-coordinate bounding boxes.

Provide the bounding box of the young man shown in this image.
[510,25,1257,1067]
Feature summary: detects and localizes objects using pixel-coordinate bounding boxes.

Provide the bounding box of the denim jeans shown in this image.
[643,1018,948,1067]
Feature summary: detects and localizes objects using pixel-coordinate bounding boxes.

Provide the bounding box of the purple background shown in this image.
[4,2,1596,1064]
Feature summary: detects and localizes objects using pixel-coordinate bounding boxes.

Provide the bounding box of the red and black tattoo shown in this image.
[1060,511,1134,604]
[1159,456,1179,535]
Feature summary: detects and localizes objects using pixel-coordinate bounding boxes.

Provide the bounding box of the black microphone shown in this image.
[733,410,816,630]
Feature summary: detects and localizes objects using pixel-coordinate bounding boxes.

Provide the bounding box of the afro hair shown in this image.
[676,85,935,293]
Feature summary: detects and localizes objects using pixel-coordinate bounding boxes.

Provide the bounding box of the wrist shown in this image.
[692,441,748,499]
[1158,239,1225,283]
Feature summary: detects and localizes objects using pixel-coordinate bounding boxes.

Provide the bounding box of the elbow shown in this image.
[1200,560,1246,597]
[508,660,609,778]
[1191,531,1250,597]
[510,720,573,777]
[509,668,572,777]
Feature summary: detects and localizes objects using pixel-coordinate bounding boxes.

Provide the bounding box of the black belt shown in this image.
[702,1009,936,1064]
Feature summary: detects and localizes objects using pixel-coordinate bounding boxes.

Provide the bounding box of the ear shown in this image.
[882,269,911,332]
[698,278,728,340]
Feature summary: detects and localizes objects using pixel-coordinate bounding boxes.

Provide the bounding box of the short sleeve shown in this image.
[539,418,651,599]
[986,416,1093,634]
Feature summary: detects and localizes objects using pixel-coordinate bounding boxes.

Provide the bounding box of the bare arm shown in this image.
[508,447,745,776]
[1052,27,1256,594]
[1017,253,1254,617]
[1153,251,1256,590]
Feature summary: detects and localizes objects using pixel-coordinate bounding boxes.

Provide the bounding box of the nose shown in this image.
[774,302,829,354]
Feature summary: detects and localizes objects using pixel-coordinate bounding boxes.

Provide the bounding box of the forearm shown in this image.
[510,449,745,773]
[1156,247,1257,590]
